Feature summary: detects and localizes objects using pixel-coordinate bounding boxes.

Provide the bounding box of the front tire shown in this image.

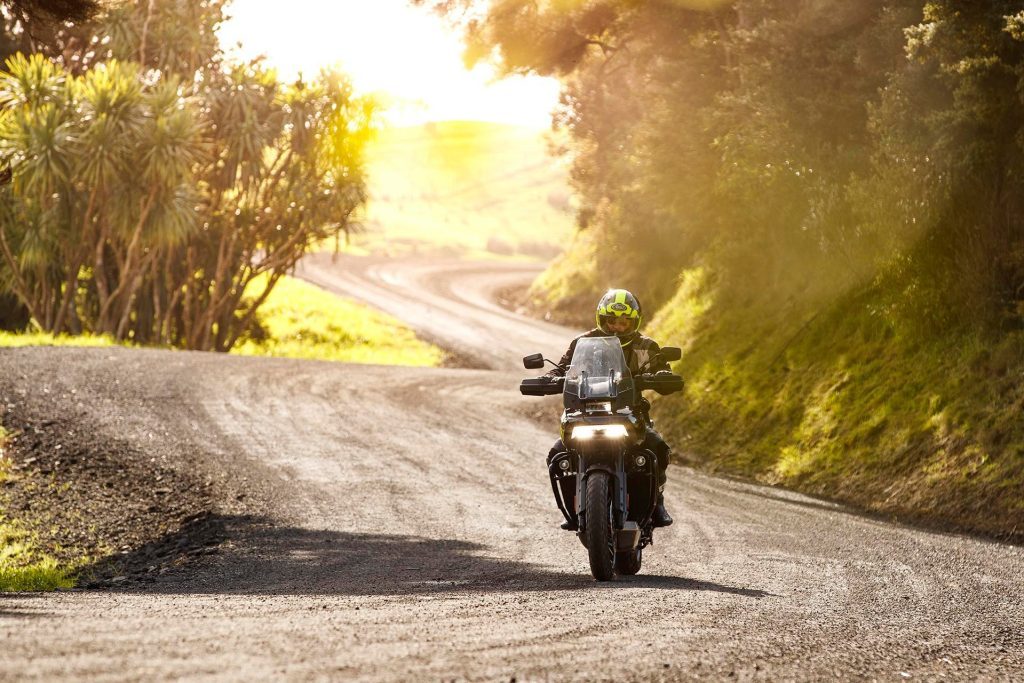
[584,472,616,581]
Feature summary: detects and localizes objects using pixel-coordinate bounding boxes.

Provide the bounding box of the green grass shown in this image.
[0,277,441,367]
[232,274,443,367]
[647,271,1024,539]
[0,429,77,592]
[0,330,115,348]
[0,522,77,592]
[346,120,575,259]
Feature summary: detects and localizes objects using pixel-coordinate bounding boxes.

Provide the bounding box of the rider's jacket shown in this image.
[544,329,670,378]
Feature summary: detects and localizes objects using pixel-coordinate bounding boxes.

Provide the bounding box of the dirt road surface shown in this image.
[1,255,1022,681]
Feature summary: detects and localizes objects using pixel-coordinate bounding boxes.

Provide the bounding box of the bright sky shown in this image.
[218,0,561,128]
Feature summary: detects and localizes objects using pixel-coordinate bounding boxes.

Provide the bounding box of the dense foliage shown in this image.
[0,0,374,350]
[4,0,98,22]
[429,0,1024,331]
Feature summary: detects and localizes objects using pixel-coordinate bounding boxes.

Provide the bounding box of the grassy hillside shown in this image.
[643,268,1024,541]
[347,121,575,259]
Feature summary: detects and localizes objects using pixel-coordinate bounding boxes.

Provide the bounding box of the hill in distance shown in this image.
[346,120,575,259]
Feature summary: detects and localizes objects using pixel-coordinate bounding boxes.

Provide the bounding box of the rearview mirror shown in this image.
[523,353,545,370]
[660,346,682,362]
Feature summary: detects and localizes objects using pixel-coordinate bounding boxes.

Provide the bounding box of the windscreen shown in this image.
[564,336,631,401]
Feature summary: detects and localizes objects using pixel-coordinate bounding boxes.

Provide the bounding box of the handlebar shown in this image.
[520,376,565,396]
[520,373,683,397]
[634,372,684,396]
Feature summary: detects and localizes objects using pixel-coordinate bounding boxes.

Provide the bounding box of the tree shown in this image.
[429,0,1024,329]
[0,54,203,335]
[864,2,1024,327]
[0,0,375,348]
[5,0,98,21]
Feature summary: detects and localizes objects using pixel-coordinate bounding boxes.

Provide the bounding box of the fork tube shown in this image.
[615,453,628,529]
[575,455,587,529]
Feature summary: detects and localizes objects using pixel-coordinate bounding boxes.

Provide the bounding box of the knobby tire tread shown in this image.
[585,472,616,581]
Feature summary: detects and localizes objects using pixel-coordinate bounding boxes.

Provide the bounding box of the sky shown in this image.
[217,0,561,128]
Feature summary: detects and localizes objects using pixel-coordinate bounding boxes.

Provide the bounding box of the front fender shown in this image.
[575,463,621,535]
[583,463,617,479]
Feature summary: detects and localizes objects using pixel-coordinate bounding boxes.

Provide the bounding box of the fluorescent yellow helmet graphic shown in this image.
[596,289,642,345]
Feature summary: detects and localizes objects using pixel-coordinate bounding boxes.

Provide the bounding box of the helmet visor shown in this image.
[599,315,638,335]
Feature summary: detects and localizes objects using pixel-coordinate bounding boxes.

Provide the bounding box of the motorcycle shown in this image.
[520,336,684,581]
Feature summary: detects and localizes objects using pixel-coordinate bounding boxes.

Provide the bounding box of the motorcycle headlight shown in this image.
[571,424,629,441]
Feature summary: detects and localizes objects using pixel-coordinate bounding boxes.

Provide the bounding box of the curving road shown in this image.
[297,252,572,369]
[0,254,1022,681]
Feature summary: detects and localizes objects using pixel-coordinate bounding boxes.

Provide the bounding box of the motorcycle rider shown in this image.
[544,288,674,530]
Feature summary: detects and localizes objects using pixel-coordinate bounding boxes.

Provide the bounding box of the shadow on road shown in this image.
[120,515,771,599]
[617,574,775,598]
[0,593,54,620]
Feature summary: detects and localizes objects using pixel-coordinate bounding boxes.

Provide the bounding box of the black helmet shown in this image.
[596,289,642,346]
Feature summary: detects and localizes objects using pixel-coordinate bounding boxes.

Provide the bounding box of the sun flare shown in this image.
[218,0,560,127]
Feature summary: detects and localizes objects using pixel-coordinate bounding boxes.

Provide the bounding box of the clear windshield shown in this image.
[564,336,632,400]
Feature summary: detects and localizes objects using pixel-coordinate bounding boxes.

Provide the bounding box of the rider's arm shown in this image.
[649,341,671,374]
[544,339,578,378]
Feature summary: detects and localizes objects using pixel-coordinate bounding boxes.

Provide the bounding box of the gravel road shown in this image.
[1,254,1022,682]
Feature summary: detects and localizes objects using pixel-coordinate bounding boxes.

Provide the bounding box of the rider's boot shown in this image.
[652,491,673,527]
[560,519,579,531]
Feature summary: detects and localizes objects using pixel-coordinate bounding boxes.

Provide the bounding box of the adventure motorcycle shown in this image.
[520,337,683,581]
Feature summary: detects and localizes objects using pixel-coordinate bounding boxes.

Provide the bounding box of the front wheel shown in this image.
[584,472,616,581]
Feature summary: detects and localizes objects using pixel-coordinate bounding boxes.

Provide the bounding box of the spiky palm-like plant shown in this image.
[0,0,373,349]
[0,53,202,338]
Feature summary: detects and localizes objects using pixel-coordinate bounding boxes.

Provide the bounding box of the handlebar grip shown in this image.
[520,377,565,396]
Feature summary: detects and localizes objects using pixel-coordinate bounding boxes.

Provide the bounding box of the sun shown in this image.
[217,0,560,128]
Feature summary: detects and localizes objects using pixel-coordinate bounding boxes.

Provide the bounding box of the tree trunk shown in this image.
[0,227,43,327]
[98,188,156,333]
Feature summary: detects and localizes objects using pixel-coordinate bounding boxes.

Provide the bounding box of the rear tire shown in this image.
[584,472,616,581]
[616,548,642,575]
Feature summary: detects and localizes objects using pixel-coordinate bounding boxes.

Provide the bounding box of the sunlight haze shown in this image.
[218,0,560,127]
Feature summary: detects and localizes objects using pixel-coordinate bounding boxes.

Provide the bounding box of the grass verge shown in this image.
[0,276,442,368]
[232,274,443,367]
[511,245,1024,542]
[0,427,79,591]
[0,331,114,348]
[0,522,78,591]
